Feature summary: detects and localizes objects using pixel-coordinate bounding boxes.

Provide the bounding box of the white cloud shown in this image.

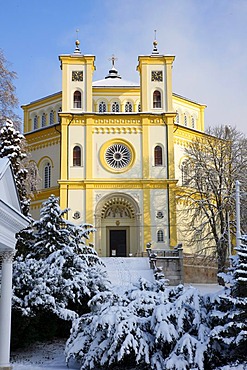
[2,0,246,133]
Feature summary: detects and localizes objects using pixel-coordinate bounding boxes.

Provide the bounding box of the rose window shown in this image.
[105,144,131,169]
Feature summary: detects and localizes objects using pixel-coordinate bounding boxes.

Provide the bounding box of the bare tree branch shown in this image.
[178,125,247,279]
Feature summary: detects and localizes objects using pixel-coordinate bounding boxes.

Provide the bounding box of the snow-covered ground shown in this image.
[10,257,244,369]
[11,339,247,370]
[11,339,70,370]
[101,257,154,286]
[10,282,225,370]
[185,283,223,294]
[11,317,247,370]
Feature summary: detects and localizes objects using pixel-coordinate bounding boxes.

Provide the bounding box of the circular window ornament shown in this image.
[100,139,135,173]
[105,143,131,169]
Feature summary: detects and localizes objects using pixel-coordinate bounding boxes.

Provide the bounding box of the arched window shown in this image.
[153,90,161,108]
[112,102,120,112]
[44,162,51,188]
[74,91,81,108]
[57,107,62,123]
[138,103,141,112]
[30,168,35,192]
[191,117,195,128]
[30,164,38,192]
[33,115,38,130]
[41,113,46,127]
[157,230,164,242]
[176,111,179,124]
[99,101,107,113]
[125,102,133,112]
[73,146,81,166]
[181,160,190,186]
[184,115,187,126]
[49,110,54,125]
[154,145,163,166]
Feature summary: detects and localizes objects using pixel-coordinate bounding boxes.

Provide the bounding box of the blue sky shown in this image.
[1,0,247,133]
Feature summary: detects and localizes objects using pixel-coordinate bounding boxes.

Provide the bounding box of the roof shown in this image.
[173,93,206,107]
[93,78,139,88]
[0,157,21,212]
[0,158,30,250]
[21,91,62,108]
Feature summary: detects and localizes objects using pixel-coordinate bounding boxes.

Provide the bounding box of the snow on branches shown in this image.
[13,195,111,321]
[206,235,247,367]
[0,119,31,215]
[65,282,208,370]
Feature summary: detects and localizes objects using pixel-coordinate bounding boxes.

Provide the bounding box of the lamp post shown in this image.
[226,209,232,260]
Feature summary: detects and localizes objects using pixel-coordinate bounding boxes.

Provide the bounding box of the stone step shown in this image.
[101,257,154,286]
[102,257,151,270]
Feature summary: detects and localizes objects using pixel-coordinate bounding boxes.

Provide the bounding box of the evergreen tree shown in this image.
[65,282,208,370]
[232,235,247,298]
[0,119,30,215]
[206,235,247,368]
[13,195,110,331]
[31,194,72,259]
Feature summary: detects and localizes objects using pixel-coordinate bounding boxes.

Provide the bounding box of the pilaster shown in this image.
[143,187,151,247]
[0,251,15,370]
[142,117,150,178]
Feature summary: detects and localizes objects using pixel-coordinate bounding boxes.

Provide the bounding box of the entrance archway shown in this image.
[95,193,141,257]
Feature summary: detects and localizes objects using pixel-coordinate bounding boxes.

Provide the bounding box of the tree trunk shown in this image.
[217,239,228,285]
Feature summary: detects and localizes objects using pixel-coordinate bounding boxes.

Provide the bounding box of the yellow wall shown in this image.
[23,46,208,255]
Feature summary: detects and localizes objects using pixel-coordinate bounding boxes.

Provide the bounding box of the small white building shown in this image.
[0,158,29,370]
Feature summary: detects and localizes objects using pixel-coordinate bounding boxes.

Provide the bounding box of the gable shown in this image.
[0,158,21,212]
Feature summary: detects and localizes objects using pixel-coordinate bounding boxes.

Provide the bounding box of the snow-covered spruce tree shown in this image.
[12,195,110,346]
[205,235,247,368]
[232,235,247,298]
[0,119,30,215]
[65,281,209,370]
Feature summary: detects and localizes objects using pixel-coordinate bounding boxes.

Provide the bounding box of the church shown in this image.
[22,38,206,257]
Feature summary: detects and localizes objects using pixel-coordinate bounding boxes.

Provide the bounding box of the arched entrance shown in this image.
[94,193,141,257]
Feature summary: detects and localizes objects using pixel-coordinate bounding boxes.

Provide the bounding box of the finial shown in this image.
[105,54,121,79]
[109,54,118,68]
[152,29,159,55]
[74,29,81,54]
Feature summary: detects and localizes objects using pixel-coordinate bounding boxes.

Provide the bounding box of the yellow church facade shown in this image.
[22,39,206,257]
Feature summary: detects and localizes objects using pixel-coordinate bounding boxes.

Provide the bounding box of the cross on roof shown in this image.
[109,54,118,68]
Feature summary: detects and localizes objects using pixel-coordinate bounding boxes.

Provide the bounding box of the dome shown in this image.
[92,78,139,87]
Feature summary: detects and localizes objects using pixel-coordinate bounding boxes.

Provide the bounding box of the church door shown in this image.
[110,229,127,257]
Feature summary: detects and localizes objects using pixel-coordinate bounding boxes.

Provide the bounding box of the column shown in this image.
[0,251,15,370]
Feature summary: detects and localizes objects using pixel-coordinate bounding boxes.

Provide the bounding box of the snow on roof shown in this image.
[0,157,20,211]
[93,78,139,88]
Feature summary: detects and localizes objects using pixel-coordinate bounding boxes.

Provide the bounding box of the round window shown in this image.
[105,143,131,169]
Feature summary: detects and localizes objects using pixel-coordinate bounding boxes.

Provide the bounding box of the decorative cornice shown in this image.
[31,186,59,205]
[25,127,61,151]
[93,127,142,134]
[94,118,141,126]
[0,200,29,233]
[28,138,60,152]
[57,179,177,189]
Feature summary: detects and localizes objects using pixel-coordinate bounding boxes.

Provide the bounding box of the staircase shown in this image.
[101,257,154,287]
